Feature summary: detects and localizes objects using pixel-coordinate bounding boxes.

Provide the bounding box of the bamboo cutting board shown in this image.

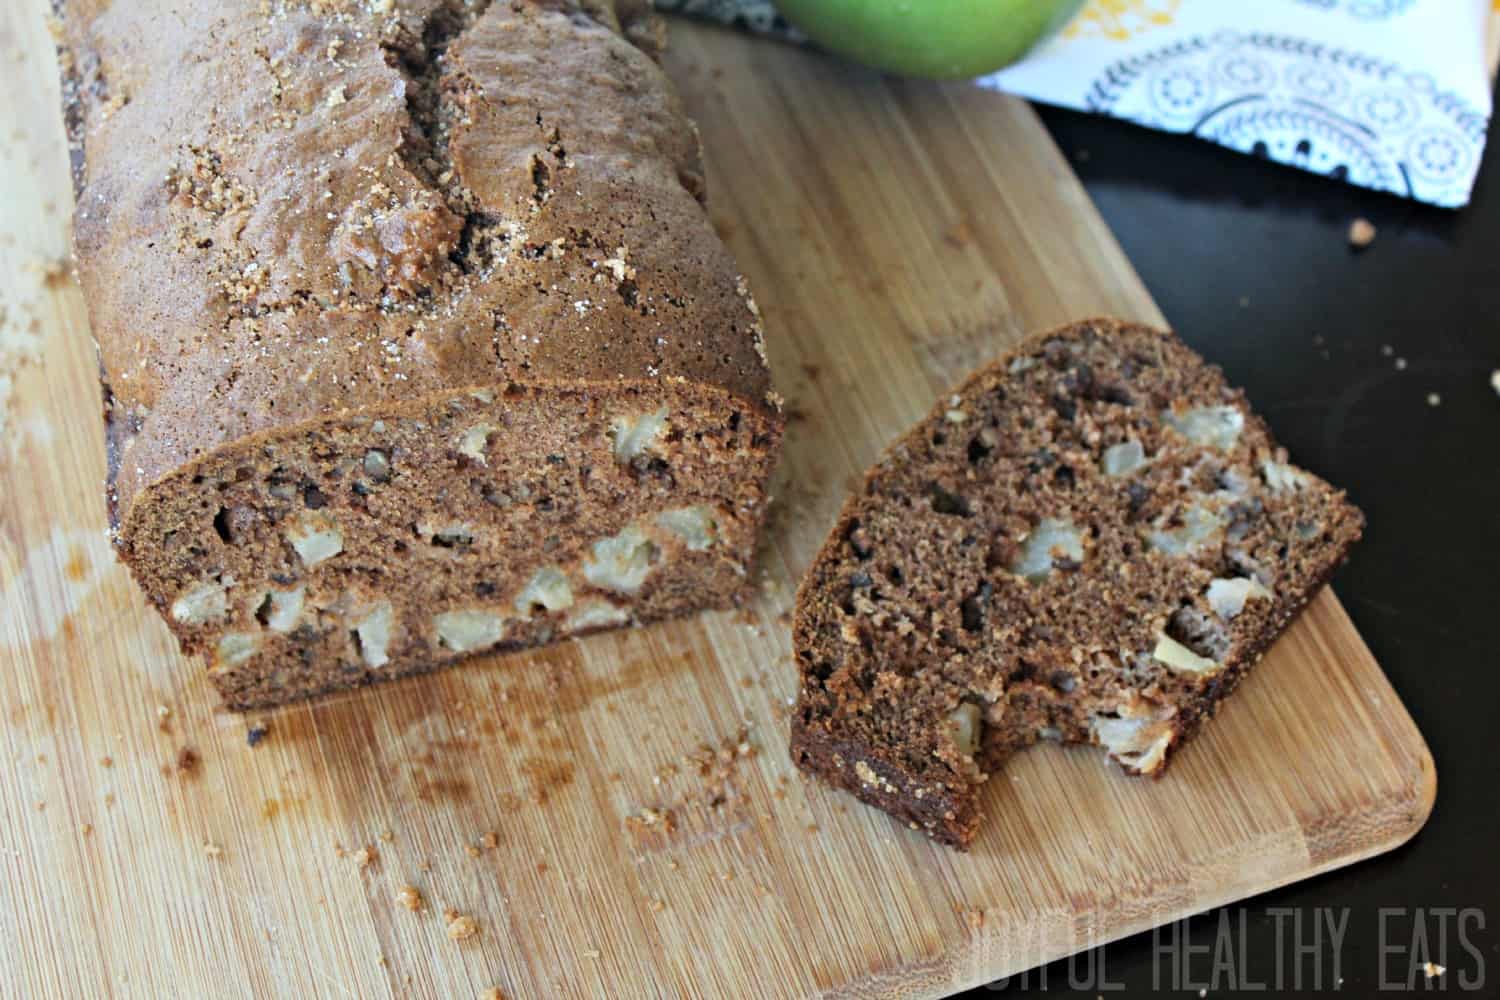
[0,6,1433,998]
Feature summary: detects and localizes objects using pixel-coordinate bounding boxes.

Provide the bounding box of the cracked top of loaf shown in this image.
[56,0,776,526]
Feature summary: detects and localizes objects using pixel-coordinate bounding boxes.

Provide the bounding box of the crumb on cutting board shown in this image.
[445,912,480,942]
[175,746,200,775]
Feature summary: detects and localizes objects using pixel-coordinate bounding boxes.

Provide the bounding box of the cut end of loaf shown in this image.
[790,319,1363,849]
[120,381,779,709]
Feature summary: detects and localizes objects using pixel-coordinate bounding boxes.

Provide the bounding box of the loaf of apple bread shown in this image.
[56,0,783,709]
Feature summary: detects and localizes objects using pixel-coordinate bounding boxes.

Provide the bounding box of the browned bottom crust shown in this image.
[791,716,978,849]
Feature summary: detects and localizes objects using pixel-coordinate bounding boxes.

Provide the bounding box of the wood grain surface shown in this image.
[0,6,1434,998]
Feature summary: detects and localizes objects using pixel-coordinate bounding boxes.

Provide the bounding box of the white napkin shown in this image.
[660,0,1498,208]
[983,0,1495,207]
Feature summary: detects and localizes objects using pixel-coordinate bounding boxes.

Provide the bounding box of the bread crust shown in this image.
[57,0,778,529]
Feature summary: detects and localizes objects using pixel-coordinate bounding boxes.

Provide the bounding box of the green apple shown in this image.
[774,0,1086,79]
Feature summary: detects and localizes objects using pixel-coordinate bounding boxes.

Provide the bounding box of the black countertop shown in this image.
[952,99,1500,998]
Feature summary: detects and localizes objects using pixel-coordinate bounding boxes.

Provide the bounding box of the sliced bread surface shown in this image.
[791,318,1363,848]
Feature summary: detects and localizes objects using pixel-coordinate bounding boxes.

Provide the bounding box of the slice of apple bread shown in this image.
[791,318,1362,848]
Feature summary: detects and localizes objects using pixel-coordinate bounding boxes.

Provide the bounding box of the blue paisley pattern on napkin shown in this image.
[1292,0,1416,19]
[1077,32,1487,205]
